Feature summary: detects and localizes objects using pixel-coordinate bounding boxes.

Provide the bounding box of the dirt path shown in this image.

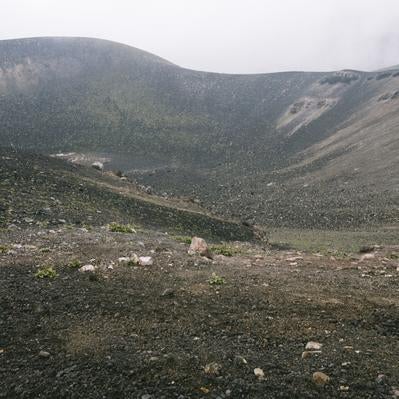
[1,227,398,398]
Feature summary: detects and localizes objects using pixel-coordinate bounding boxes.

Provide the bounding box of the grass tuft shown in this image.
[208,272,225,285]
[68,259,82,269]
[109,223,136,233]
[172,235,192,244]
[35,266,58,279]
[0,245,9,254]
[210,244,240,257]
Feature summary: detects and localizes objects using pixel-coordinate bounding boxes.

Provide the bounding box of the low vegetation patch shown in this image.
[210,244,238,257]
[268,227,399,253]
[172,235,192,244]
[108,223,136,233]
[269,241,293,251]
[0,245,9,253]
[35,266,58,279]
[208,272,225,285]
[68,259,82,269]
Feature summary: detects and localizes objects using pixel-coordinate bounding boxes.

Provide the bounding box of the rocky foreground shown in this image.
[1,225,398,398]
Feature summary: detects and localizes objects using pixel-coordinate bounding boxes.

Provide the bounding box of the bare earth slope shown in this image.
[0,148,253,241]
[1,224,399,398]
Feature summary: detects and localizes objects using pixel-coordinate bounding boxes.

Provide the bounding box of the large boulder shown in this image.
[188,237,212,258]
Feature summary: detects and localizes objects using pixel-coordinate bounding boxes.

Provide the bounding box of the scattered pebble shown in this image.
[161,288,174,297]
[312,371,330,385]
[302,350,322,359]
[305,341,323,350]
[234,355,248,366]
[204,362,222,375]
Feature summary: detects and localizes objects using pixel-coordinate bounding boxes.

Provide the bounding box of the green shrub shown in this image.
[35,266,58,279]
[109,223,136,233]
[208,272,225,285]
[68,259,82,269]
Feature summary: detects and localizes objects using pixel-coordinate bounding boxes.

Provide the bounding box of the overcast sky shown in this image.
[1,0,399,73]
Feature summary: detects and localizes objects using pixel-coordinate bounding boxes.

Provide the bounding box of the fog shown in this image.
[1,0,399,73]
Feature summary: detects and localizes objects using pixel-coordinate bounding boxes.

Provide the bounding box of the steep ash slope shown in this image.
[0,37,398,228]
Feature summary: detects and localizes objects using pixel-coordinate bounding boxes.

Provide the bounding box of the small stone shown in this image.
[139,256,153,266]
[254,368,265,380]
[161,288,174,297]
[79,264,96,272]
[376,374,387,384]
[341,362,351,367]
[204,362,222,375]
[302,350,322,359]
[305,341,323,350]
[339,385,349,391]
[38,350,50,358]
[312,371,330,385]
[234,355,248,366]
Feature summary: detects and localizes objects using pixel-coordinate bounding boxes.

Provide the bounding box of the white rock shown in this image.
[188,237,211,258]
[254,368,265,380]
[360,253,375,261]
[305,341,323,350]
[79,264,96,272]
[91,162,104,171]
[139,256,153,266]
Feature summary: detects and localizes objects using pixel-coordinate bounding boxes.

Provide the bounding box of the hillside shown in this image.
[0,37,398,228]
[0,148,253,241]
